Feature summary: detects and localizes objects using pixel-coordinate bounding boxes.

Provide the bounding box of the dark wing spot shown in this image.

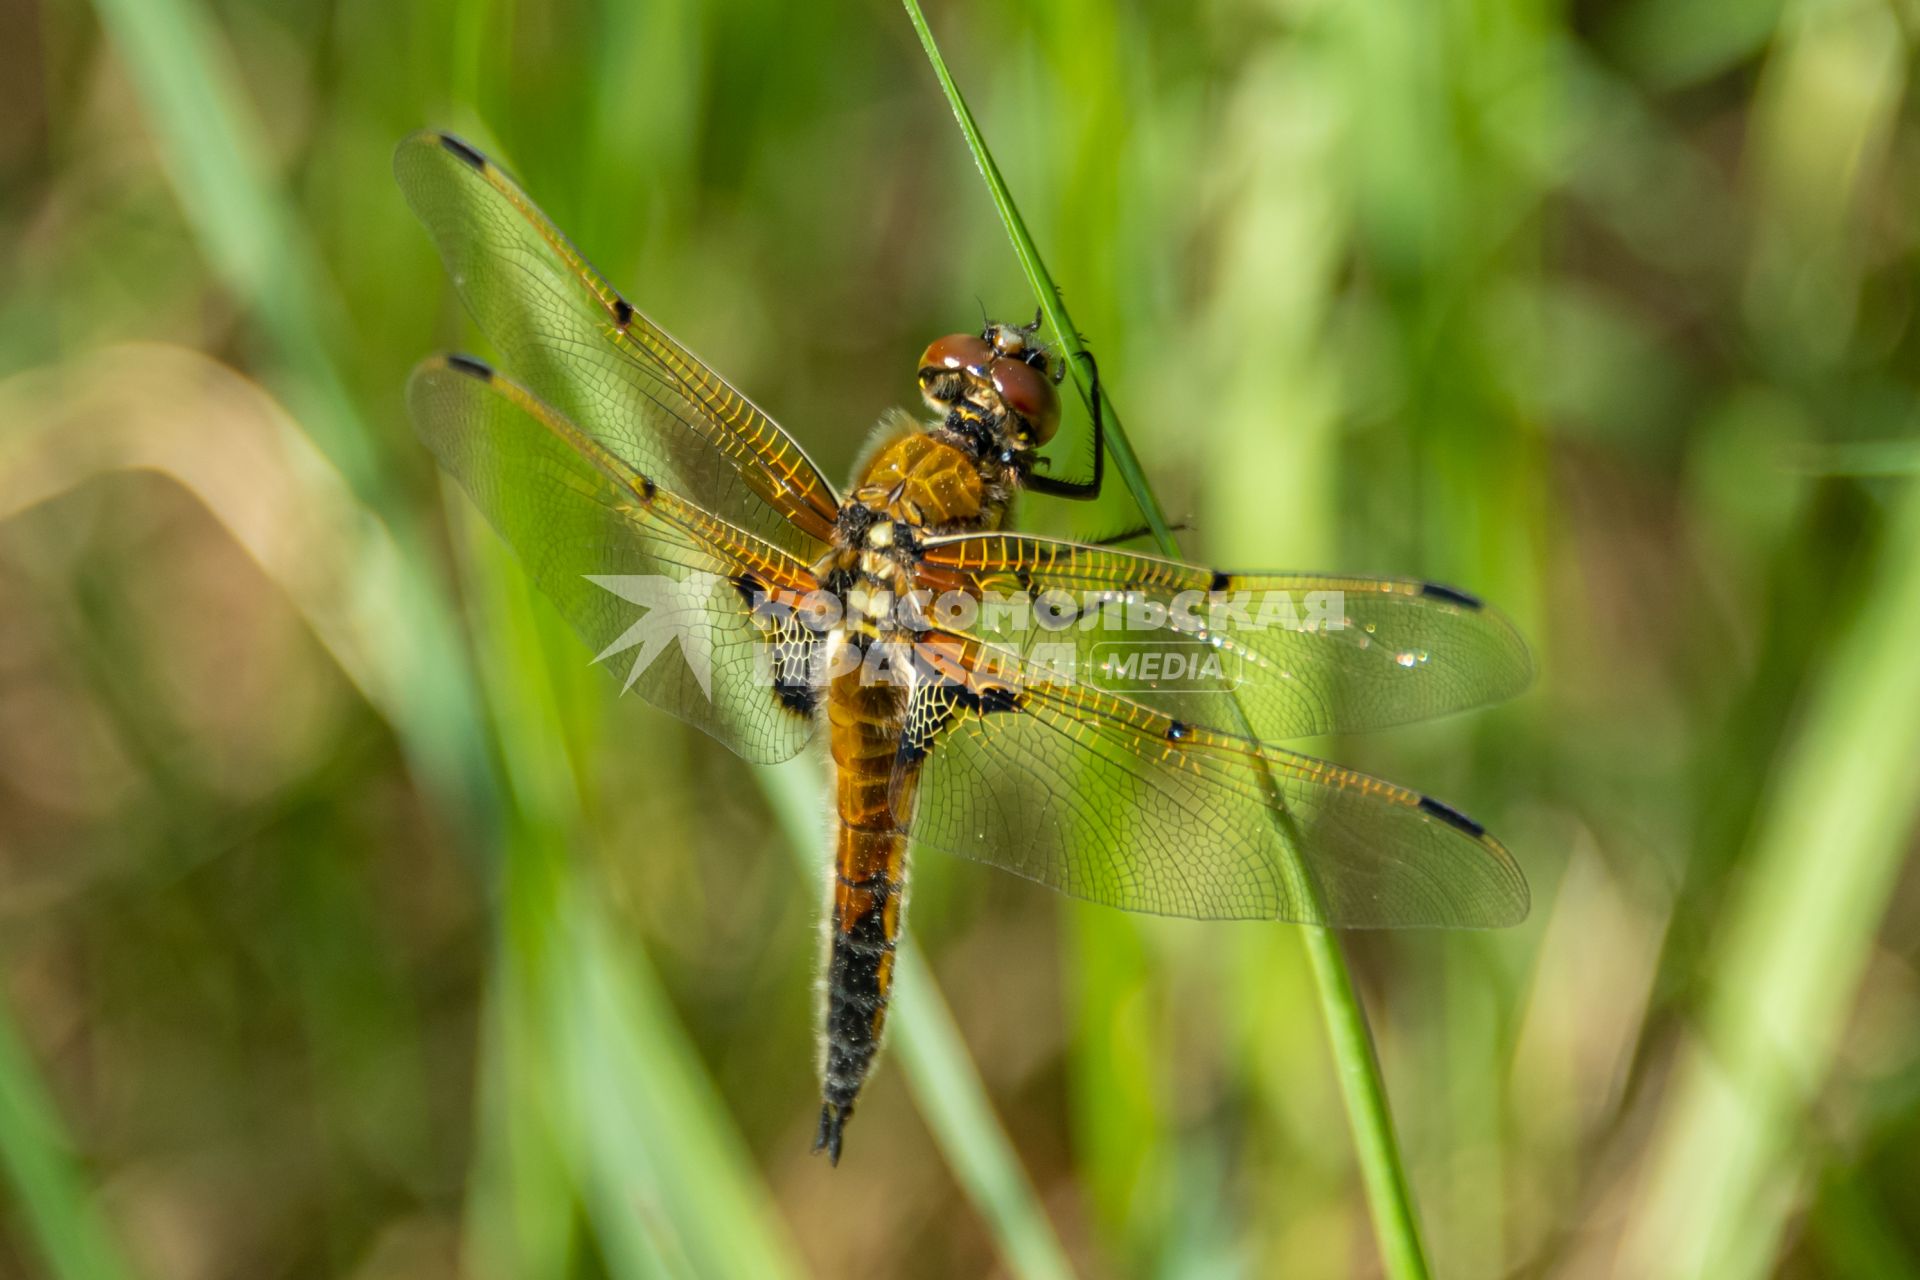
[1166,720,1189,742]
[438,133,487,170]
[1418,795,1487,839]
[899,676,1019,766]
[731,572,766,611]
[639,474,657,501]
[976,685,1020,715]
[613,298,634,327]
[445,353,493,381]
[1420,581,1483,610]
[1209,569,1231,592]
[744,587,822,719]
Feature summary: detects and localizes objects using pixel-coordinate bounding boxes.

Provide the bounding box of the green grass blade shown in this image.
[899,4,1433,1275]
[74,0,802,1258]
[888,968,1075,1280]
[1623,476,1920,1276]
[1620,6,1917,1271]
[755,760,1076,1280]
[0,994,139,1280]
[898,0,1172,555]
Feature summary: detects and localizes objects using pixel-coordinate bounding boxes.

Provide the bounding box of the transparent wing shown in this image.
[408,354,821,764]
[917,533,1532,739]
[395,130,841,557]
[898,631,1527,927]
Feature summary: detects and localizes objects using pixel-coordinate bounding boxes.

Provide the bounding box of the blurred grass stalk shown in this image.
[0,344,415,1280]
[86,0,499,837]
[0,991,137,1280]
[901,3,1432,1275]
[0,345,805,1275]
[1625,460,1920,1278]
[71,0,810,1271]
[1625,1,1914,1274]
[455,510,806,1280]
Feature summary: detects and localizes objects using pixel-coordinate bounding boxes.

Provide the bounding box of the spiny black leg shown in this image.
[812,1101,849,1166]
[1026,349,1105,501]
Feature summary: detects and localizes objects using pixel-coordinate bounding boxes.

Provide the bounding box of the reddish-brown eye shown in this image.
[918,333,993,377]
[989,357,1059,444]
[917,333,995,412]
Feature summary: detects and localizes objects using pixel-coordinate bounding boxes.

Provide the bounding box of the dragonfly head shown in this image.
[917,315,1061,452]
[984,310,1045,360]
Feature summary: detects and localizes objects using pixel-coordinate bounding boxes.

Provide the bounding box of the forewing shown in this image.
[409,355,820,764]
[918,533,1532,739]
[899,632,1527,927]
[395,130,840,556]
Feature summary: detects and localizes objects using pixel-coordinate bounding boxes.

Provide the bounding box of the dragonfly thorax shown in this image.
[844,413,1013,539]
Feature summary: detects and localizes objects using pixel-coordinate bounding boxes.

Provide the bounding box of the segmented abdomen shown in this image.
[814,429,989,1164]
[815,653,921,1164]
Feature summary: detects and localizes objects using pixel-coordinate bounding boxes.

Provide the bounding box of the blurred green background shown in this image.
[4,0,1920,1276]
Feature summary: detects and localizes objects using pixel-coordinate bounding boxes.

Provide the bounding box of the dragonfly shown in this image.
[395,130,1533,1164]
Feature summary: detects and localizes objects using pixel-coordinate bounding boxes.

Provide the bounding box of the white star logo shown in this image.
[584,571,722,699]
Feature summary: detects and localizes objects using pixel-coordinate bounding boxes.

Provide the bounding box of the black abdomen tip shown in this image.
[438,133,487,170]
[813,1102,849,1166]
[1418,794,1487,839]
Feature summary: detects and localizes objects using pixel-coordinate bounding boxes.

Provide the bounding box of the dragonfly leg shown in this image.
[1026,349,1104,500]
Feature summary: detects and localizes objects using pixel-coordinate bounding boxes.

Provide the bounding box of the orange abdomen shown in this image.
[814,425,992,1164]
[816,654,920,1163]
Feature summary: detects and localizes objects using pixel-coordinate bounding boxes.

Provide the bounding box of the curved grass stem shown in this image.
[900,3,1433,1275]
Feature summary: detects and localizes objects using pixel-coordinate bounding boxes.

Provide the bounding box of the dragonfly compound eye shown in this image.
[989,356,1059,445]
[918,333,994,411]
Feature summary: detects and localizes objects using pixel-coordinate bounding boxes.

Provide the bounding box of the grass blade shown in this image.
[899,4,1434,1274]
[0,993,139,1280]
[458,513,808,1280]
[899,1,1173,555]
[1623,476,1920,1276]
[1623,6,1917,1271]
